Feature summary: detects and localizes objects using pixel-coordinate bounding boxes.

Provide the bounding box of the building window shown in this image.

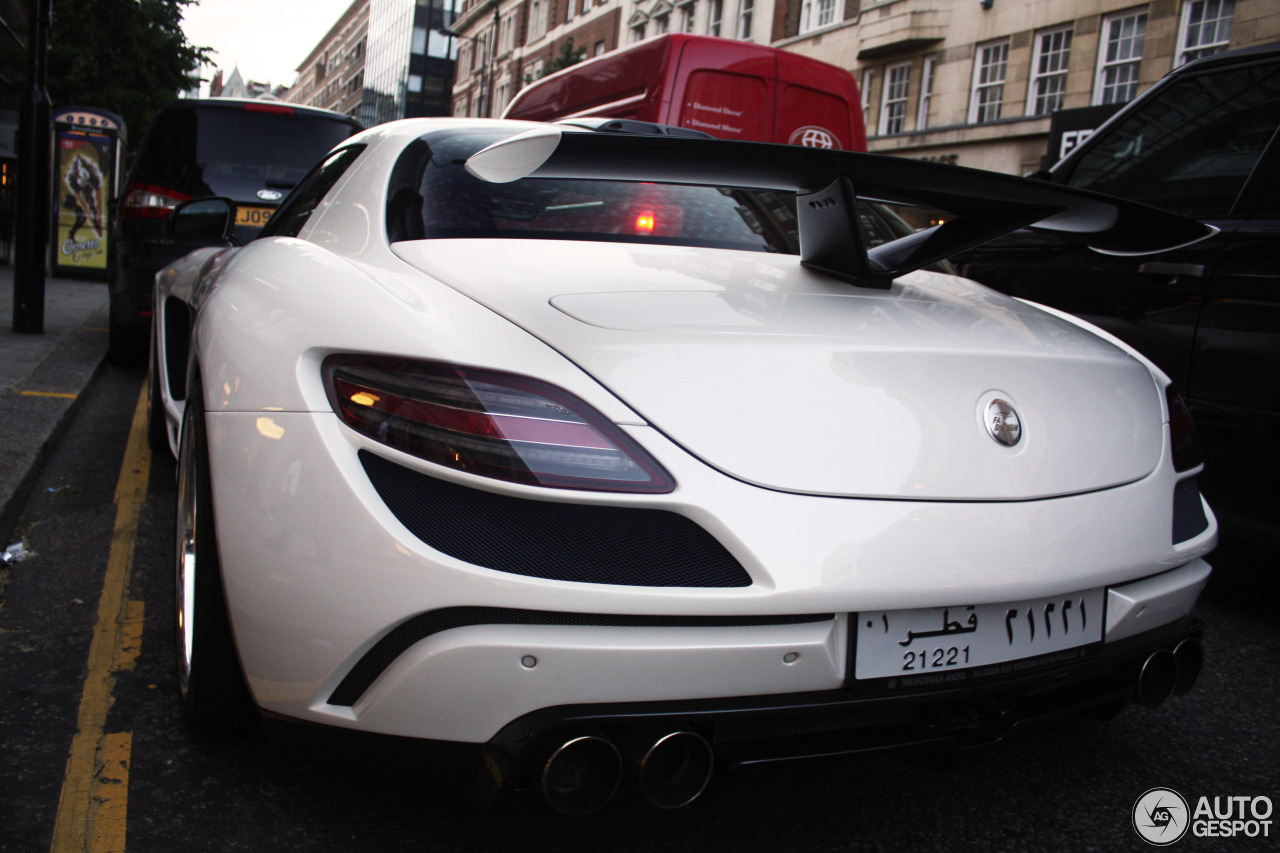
[707,0,722,36]
[412,26,427,54]
[800,0,835,34]
[679,1,695,32]
[654,13,670,34]
[736,0,753,40]
[631,22,647,42]
[530,0,547,40]
[408,74,423,93]
[861,68,874,128]
[500,13,517,55]
[566,0,574,21]
[969,40,1009,123]
[879,62,909,136]
[1177,0,1234,66]
[494,80,511,114]
[1094,10,1146,105]
[917,55,935,131]
[594,40,607,56]
[1028,27,1072,116]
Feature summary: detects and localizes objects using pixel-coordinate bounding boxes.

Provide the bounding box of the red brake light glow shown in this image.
[634,211,656,233]
[243,102,296,115]
[324,356,675,493]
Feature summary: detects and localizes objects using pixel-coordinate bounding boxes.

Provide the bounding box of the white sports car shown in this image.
[150,118,1217,814]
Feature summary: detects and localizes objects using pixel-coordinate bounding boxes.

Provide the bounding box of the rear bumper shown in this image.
[488,613,1205,768]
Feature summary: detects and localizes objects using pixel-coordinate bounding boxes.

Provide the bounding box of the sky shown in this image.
[181,0,359,93]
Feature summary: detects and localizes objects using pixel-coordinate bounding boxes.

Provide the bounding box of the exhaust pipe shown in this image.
[1135,649,1177,708]
[537,735,623,816]
[636,731,714,810]
[1172,638,1203,696]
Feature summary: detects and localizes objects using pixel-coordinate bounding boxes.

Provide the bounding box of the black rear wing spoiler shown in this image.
[466,126,1216,288]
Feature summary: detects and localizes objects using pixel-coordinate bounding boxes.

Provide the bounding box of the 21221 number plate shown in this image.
[854,588,1106,680]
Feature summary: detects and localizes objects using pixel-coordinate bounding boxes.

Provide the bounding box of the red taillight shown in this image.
[323,357,675,493]
[634,211,656,233]
[1166,387,1203,473]
[243,102,296,115]
[120,182,192,219]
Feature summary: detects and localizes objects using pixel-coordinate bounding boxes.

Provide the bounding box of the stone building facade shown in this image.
[771,0,1280,173]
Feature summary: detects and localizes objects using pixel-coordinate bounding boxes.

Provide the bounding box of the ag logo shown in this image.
[1133,787,1190,846]
[788,125,840,149]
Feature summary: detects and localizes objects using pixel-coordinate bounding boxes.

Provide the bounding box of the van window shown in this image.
[1061,59,1280,218]
[133,106,361,203]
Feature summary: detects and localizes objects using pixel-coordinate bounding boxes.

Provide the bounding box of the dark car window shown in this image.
[132,105,361,203]
[259,145,366,239]
[386,131,800,253]
[1060,58,1280,218]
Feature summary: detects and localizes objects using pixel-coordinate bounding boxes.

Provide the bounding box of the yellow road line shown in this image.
[18,390,79,400]
[49,384,151,853]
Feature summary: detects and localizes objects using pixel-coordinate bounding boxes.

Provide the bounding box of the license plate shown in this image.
[235,205,274,227]
[854,588,1105,681]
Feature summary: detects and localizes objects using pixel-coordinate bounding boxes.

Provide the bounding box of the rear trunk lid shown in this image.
[393,239,1163,501]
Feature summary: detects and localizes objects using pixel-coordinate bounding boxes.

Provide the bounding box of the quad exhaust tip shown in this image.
[1136,638,1203,708]
[637,731,715,810]
[538,735,623,816]
[536,730,715,814]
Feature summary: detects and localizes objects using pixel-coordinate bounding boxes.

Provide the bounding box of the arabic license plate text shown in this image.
[854,588,1106,680]
[235,205,274,227]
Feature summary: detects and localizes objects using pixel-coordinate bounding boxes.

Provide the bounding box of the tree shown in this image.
[46,0,208,152]
[540,37,586,78]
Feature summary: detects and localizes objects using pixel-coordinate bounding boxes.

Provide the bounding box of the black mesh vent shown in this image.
[328,606,834,707]
[360,450,752,588]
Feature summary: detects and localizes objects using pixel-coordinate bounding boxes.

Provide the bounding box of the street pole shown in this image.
[13,0,53,334]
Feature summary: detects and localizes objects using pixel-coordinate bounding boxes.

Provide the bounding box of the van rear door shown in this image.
[674,67,772,141]
[774,52,864,150]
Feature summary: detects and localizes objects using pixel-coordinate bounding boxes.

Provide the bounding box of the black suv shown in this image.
[957,43,1280,556]
[108,98,362,361]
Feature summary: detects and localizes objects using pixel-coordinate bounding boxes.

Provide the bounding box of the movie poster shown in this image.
[55,132,110,271]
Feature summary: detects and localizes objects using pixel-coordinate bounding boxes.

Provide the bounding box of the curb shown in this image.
[0,305,109,542]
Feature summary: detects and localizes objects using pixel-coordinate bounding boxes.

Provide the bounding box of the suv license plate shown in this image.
[234,205,274,227]
[855,588,1106,680]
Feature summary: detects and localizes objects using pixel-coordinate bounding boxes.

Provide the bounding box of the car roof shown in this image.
[157,97,361,125]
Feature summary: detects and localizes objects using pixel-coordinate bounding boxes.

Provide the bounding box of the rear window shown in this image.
[133,105,360,202]
[1060,59,1280,218]
[385,130,801,253]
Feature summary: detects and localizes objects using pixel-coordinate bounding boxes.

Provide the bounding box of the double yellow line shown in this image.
[49,386,151,852]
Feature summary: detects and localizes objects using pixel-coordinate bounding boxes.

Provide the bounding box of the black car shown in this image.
[108,98,362,362]
[957,43,1280,558]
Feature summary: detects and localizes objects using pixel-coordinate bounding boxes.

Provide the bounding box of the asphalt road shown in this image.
[2,363,1278,852]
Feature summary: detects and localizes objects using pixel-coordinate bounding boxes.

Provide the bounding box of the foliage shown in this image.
[46,0,209,151]
[540,37,586,78]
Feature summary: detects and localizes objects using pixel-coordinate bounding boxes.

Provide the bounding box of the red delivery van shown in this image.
[503,34,866,152]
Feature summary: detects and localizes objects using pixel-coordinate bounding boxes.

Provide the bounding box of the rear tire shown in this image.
[175,373,253,733]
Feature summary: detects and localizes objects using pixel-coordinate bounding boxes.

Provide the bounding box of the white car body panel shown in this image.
[393,238,1163,500]
[150,117,1216,749]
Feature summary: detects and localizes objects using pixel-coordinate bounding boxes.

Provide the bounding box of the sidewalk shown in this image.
[0,266,110,540]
